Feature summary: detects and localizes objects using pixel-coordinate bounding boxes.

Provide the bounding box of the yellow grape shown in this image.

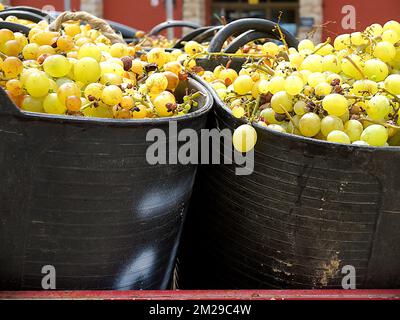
[361,124,388,146]
[153,91,175,117]
[101,85,123,106]
[321,115,344,137]
[271,91,294,114]
[74,57,101,84]
[2,57,23,79]
[43,54,72,78]
[25,72,50,98]
[21,95,44,112]
[299,113,321,137]
[322,94,349,117]
[145,73,168,94]
[327,130,350,144]
[344,119,364,142]
[57,82,81,105]
[43,93,67,115]
[233,75,254,95]
[284,75,304,95]
[78,43,102,61]
[364,59,388,82]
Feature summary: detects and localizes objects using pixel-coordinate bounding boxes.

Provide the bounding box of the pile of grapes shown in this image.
[0,19,201,119]
[199,21,400,150]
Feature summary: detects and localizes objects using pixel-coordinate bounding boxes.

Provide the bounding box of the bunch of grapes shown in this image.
[0,19,201,119]
[198,21,400,151]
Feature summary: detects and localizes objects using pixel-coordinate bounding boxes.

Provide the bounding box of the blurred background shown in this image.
[1,0,399,43]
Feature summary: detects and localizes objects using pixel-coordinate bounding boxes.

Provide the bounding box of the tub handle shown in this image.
[0,21,31,36]
[149,20,201,36]
[224,30,290,54]
[192,25,223,44]
[208,18,298,53]
[174,26,215,48]
[0,10,46,23]
[49,11,126,44]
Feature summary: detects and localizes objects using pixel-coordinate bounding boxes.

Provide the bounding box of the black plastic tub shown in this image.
[177,74,400,290]
[0,77,213,290]
[176,17,400,288]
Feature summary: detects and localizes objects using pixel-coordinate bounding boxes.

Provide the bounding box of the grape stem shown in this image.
[312,38,331,55]
[250,96,261,120]
[243,62,275,76]
[359,117,400,129]
[277,103,300,131]
[343,55,366,79]
[132,96,151,108]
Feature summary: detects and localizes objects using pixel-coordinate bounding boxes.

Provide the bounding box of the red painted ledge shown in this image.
[0,290,399,300]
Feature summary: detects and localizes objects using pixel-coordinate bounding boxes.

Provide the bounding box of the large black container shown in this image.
[177,20,400,289]
[0,78,212,290]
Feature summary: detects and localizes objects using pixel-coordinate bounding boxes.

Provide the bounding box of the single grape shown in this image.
[233,124,257,153]
[262,42,279,56]
[6,79,24,96]
[101,85,123,106]
[294,100,307,116]
[232,75,254,95]
[300,54,323,73]
[384,74,400,95]
[307,72,326,88]
[43,54,72,78]
[361,124,388,146]
[78,43,102,61]
[322,54,341,73]
[321,115,344,137]
[109,43,128,58]
[365,95,391,120]
[131,104,148,118]
[153,91,175,117]
[219,68,238,86]
[145,73,168,94]
[268,76,285,94]
[364,59,388,82]
[2,57,23,79]
[57,82,81,105]
[146,47,169,67]
[101,73,123,85]
[341,54,364,79]
[232,106,245,118]
[315,82,332,97]
[25,72,50,98]
[21,95,44,113]
[43,93,67,115]
[56,35,74,52]
[334,34,351,50]
[74,57,101,84]
[120,96,134,110]
[271,91,294,114]
[299,112,321,137]
[65,95,82,112]
[298,39,315,51]
[184,41,203,55]
[373,41,396,62]
[84,83,104,100]
[284,75,304,96]
[322,94,349,117]
[327,130,351,144]
[344,119,364,142]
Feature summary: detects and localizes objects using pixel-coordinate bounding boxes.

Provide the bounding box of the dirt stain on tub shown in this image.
[319,254,341,286]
